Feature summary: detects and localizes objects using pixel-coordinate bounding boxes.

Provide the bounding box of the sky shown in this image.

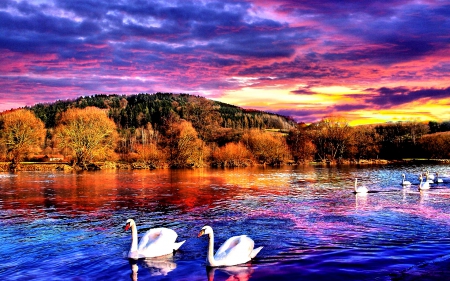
[1,0,450,125]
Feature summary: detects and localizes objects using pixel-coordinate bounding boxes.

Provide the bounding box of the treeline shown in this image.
[287,118,450,163]
[1,93,450,170]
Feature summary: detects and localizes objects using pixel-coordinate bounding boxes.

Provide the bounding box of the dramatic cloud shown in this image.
[1,0,450,124]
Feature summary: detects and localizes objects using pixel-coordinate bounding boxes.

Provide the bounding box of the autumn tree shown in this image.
[211,142,253,167]
[242,129,289,165]
[309,117,352,162]
[161,113,206,168]
[134,123,166,168]
[0,109,46,166]
[348,125,381,161]
[183,96,222,143]
[54,107,118,169]
[286,123,316,163]
[418,132,450,159]
[135,142,166,168]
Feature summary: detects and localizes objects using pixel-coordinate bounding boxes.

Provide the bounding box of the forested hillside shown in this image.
[29,93,296,131]
[1,92,450,171]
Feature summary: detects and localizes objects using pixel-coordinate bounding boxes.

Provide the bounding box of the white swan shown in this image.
[197,225,263,267]
[419,175,430,190]
[125,219,185,259]
[435,172,443,183]
[426,170,435,182]
[354,178,368,194]
[401,174,411,186]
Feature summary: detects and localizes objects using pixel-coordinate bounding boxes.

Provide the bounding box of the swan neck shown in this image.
[206,232,216,266]
[130,224,138,252]
[354,179,357,191]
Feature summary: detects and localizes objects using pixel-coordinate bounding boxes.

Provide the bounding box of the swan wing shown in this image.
[138,228,179,257]
[214,235,256,265]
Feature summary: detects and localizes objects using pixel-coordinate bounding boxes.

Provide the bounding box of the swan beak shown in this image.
[197,229,205,237]
[124,223,130,231]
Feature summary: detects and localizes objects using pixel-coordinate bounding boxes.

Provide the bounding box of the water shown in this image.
[1,164,450,280]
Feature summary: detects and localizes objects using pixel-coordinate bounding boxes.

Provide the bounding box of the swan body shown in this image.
[198,225,263,267]
[125,219,185,259]
[435,173,443,183]
[354,178,368,194]
[401,174,411,186]
[419,175,430,190]
[426,171,435,181]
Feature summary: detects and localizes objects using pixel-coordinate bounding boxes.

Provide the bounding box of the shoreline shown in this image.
[0,158,449,172]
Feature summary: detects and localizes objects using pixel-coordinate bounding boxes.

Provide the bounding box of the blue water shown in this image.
[1,164,450,280]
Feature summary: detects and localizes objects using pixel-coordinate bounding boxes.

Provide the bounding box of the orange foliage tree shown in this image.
[54,107,118,169]
[0,109,46,165]
[211,142,253,167]
[162,114,206,168]
[135,142,166,168]
[242,129,290,165]
[286,123,316,163]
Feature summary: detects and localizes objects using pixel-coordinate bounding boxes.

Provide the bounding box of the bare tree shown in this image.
[310,116,352,162]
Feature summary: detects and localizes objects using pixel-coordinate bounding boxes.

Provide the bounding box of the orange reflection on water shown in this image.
[0,168,298,219]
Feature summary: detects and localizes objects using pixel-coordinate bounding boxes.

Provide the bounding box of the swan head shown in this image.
[125,219,136,231]
[197,225,213,237]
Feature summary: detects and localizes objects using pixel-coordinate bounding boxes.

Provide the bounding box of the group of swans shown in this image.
[401,170,446,191]
[124,219,262,267]
[354,171,445,194]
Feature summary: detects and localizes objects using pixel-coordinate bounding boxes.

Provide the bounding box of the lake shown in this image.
[1,164,450,280]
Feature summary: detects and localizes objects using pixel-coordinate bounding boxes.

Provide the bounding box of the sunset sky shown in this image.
[1,0,450,125]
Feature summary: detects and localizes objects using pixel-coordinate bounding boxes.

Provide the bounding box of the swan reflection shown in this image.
[206,265,254,281]
[354,193,367,210]
[128,254,177,280]
[128,259,138,281]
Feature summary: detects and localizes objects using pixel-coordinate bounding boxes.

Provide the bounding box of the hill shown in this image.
[28,93,296,131]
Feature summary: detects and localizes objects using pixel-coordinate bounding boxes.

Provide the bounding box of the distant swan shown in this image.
[435,172,443,183]
[125,219,185,259]
[419,175,430,190]
[198,225,263,267]
[426,171,435,182]
[354,178,368,194]
[401,174,411,186]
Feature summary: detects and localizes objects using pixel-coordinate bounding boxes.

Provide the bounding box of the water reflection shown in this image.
[354,193,367,210]
[206,265,254,281]
[1,165,450,281]
[128,255,177,280]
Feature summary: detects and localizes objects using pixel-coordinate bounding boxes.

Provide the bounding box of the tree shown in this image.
[310,117,352,162]
[242,129,289,165]
[0,109,46,166]
[286,123,316,163]
[183,96,222,143]
[161,113,206,168]
[348,125,381,160]
[419,132,450,159]
[375,121,429,159]
[54,107,118,169]
[211,142,253,167]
